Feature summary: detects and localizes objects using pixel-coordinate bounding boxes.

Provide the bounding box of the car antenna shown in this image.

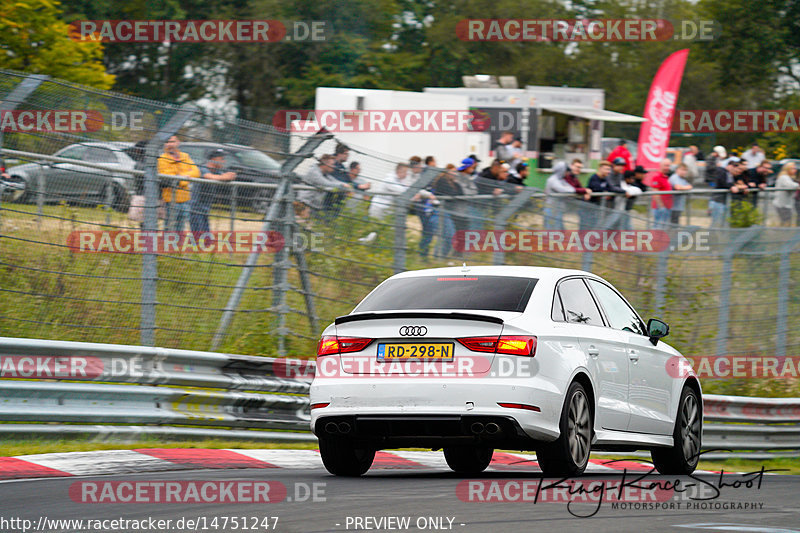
[461,262,469,272]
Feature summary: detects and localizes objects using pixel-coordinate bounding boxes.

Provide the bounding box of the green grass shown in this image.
[0,436,318,457]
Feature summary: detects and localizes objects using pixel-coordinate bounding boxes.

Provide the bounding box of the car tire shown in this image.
[537,381,592,477]
[103,182,129,212]
[443,446,493,474]
[4,175,29,203]
[318,438,375,477]
[651,386,701,475]
[251,189,273,214]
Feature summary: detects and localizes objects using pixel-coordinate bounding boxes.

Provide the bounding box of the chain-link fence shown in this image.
[1,70,799,396]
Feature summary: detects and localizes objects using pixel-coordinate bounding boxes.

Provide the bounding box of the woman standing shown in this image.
[772,162,799,226]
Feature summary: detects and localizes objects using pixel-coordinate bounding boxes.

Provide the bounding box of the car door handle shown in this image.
[628,349,639,362]
[587,345,599,357]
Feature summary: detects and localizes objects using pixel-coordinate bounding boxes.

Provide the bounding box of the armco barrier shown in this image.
[0,337,798,456]
[0,337,313,441]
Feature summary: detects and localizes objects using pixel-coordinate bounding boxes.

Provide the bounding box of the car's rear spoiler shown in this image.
[335,311,504,325]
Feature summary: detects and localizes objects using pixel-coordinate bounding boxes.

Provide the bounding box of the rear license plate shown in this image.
[377,343,454,361]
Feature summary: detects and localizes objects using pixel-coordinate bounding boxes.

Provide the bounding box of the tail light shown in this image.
[317,335,374,356]
[457,335,536,356]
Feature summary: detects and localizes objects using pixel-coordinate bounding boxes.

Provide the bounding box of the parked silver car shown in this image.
[4,142,135,211]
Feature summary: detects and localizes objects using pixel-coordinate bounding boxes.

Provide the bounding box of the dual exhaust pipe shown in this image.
[470,422,500,435]
[324,420,500,436]
[325,421,352,434]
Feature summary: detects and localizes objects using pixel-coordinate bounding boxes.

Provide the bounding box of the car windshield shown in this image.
[354,275,537,313]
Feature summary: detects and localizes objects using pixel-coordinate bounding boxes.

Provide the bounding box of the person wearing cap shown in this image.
[190,149,236,234]
[607,139,633,172]
[508,162,528,186]
[158,135,200,231]
[586,161,627,230]
[457,157,482,230]
[705,145,727,185]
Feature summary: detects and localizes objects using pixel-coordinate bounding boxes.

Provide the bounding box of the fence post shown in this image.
[0,75,48,225]
[393,167,437,274]
[140,106,197,347]
[715,227,761,356]
[211,131,332,351]
[492,188,537,265]
[775,230,800,358]
[271,181,295,356]
[654,248,669,315]
[0,74,48,172]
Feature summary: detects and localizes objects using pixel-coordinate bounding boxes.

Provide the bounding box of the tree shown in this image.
[0,0,113,89]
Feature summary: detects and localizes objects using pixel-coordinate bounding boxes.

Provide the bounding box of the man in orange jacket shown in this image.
[158,135,200,231]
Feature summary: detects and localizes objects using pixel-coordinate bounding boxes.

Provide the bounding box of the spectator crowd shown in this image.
[86,133,800,259]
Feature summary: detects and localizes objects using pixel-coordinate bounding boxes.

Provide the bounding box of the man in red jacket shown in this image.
[608,140,633,172]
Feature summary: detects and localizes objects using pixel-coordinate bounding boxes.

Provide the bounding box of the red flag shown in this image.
[636,49,689,170]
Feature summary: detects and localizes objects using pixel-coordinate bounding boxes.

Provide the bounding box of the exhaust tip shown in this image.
[325,422,339,434]
[485,422,500,435]
[337,422,352,434]
[470,422,485,435]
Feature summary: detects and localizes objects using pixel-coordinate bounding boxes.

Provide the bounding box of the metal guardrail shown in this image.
[0,337,313,441]
[0,337,798,457]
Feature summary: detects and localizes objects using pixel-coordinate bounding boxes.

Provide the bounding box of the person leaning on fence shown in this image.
[431,164,463,259]
[158,135,200,231]
[620,170,642,230]
[668,163,693,225]
[296,154,353,223]
[190,149,236,234]
[709,157,747,227]
[744,159,771,206]
[456,157,482,230]
[544,160,590,230]
[368,162,433,220]
[772,161,799,227]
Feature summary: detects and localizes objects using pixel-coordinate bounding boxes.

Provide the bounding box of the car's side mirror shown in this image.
[647,318,669,345]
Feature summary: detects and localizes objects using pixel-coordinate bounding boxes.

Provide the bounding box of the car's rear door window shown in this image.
[556,278,604,326]
[354,275,537,312]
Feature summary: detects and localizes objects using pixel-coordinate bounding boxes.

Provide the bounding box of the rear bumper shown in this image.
[313,414,534,449]
[309,377,563,445]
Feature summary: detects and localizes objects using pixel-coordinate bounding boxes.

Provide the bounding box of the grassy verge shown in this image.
[0,436,318,457]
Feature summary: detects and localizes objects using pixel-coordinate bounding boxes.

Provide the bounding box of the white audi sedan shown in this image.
[310,266,701,477]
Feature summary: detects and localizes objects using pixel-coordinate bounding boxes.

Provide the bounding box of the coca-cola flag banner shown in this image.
[636,49,689,169]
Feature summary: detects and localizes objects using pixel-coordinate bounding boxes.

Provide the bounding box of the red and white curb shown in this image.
[0,449,712,481]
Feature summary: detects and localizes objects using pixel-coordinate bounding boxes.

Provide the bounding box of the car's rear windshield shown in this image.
[354,275,537,313]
